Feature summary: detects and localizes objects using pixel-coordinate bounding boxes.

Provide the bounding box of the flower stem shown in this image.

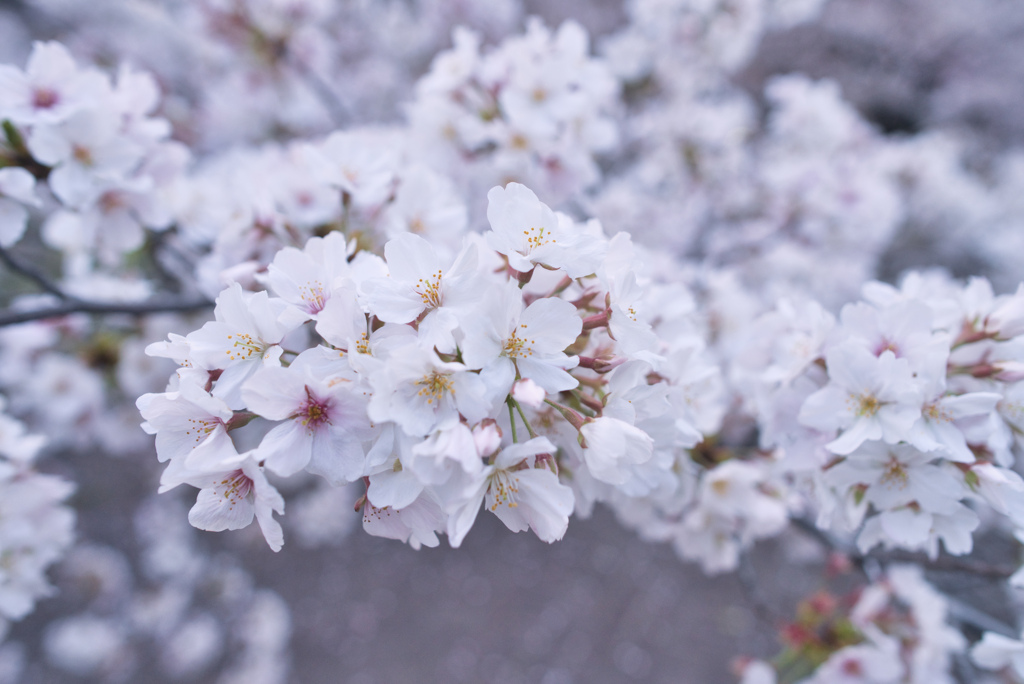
[508,396,538,438]
[507,397,519,443]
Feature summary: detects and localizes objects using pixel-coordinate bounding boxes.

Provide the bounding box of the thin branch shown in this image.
[790,517,1017,580]
[945,595,1019,637]
[790,516,1020,637]
[888,553,1017,579]
[0,245,74,300]
[0,296,213,326]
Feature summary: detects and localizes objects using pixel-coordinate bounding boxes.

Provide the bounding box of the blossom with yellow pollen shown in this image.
[799,342,923,456]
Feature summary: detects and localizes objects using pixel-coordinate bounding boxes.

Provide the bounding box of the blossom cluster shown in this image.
[742,566,964,684]
[3,0,1024,681]
[733,273,1024,559]
[140,182,716,552]
[0,396,74,641]
[407,19,620,207]
[0,40,185,282]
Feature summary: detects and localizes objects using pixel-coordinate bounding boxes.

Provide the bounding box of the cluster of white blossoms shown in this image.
[0,396,75,641]
[742,566,964,684]
[0,41,186,280]
[407,19,620,207]
[7,0,1024,681]
[140,181,715,551]
[175,131,469,298]
[730,272,1024,561]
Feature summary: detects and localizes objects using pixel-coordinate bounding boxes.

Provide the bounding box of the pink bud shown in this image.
[511,378,545,409]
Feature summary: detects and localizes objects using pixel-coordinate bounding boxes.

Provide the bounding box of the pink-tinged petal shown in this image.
[0,65,28,111]
[308,426,366,485]
[241,367,305,420]
[362,502,406,540]
[876,404,922,443]
[0,167,39,205]
[188,474,255,532]
[314,289,367,349]
[253,502,284,552]
[417,307,460,352]
[931,420,974,463]
[516,356,578,394]
[580,417,653,485]
[825,343,880,394]
[367,467,423,510]
[934,506,978,555]
[945,392,1001,419]
[878,508,932,546]
[798,384,848,432]
[493,437,556,470]
[908,465,965,514]
[25,123,70,166]
[520,296,582,349]
[48,161,98,208]
[211,362,261,410]
[826,418,880,455]
[253,505,286,552]
[363,276,425,323]
[503,468,574,542]
[256,421,313,477]
[446,484,487,548]
[384,233,443,285]
[181,427,240,470]
[26,41,77,84]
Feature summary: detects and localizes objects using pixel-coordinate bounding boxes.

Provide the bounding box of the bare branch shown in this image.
[790,516,1017,580]
[0,296,213,327]
[0,245,74,301]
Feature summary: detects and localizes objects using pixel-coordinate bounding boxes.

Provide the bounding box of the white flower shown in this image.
[29,106,145,208]
[382,165,468,251]
[826,442,965,515]
[460,278,582,394]
[485,182,603,277]
[446,437,574,547]
[185,283,308,409]
[367,343,492,437]
[170,455,286,552]
[362,492,445,550]
[261,231,353,319]
[136,377,239,469]
[0,41,105,125]
[600,232,658,358]
[579,416,654,485]
[908,383,1000,463]
[319,130,396,207]
[799,343,923,455]
[242,359,374,483]
[363,234,483,352]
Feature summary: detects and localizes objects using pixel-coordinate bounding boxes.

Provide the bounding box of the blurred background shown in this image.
[2,0,1024,682]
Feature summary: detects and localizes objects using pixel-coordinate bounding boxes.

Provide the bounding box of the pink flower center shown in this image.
[32,87,59,109]
[300,385,331,431]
